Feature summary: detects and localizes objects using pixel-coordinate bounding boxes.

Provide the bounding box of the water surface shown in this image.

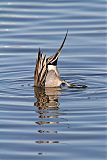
[0,0,107,160]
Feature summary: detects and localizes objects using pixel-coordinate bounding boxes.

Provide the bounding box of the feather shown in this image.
[47,30,68,65]
[34,49,47,87]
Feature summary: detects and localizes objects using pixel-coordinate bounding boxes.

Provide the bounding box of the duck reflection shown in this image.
[34,87,61,144]
[34,87,61,110]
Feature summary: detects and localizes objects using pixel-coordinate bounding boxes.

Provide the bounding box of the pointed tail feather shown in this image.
[47,30,68,65]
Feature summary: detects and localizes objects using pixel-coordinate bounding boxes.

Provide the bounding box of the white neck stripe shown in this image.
[48,65,57,71]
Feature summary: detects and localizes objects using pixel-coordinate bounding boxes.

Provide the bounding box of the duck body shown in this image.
[34,31,68,88]
[45,65,62,87]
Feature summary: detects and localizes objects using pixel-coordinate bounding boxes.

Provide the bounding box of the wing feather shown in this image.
[34,49,47,87]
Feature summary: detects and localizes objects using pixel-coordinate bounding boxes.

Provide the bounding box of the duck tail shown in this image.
[47,30,68,65]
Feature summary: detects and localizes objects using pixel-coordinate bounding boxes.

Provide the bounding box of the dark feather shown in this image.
[34,49,47,87]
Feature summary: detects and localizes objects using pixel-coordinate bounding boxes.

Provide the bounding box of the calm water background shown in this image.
[0,0,107,160]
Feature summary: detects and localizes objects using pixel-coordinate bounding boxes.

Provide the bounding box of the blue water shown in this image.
[0,0,107,160]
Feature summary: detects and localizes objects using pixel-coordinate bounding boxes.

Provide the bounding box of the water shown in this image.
[0,0,107,160]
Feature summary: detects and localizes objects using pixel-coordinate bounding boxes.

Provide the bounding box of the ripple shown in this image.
[0,0,107,160]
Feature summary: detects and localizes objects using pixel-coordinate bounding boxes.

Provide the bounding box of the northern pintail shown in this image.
[34,31,69,88]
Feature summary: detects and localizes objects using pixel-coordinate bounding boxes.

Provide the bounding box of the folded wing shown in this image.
[34,48,47,87]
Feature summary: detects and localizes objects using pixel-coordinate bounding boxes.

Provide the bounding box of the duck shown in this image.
[34,31,87,89]
[34,31,70,88]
